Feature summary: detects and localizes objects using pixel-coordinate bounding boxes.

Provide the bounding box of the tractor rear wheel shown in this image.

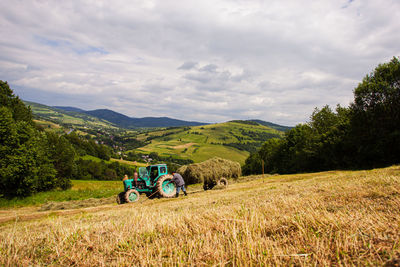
[218,177,228,187]
[156,174,176,198]
[125,189,140,203]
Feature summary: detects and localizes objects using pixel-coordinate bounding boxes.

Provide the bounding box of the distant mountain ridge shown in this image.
[26,101,292,130]
[53,106,86,113]
[54,107,207,128]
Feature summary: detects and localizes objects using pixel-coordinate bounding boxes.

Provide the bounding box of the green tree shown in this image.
[0,81,33,123]
[46,132,75,189]
[350,57,400,167]
[0,107,56,197]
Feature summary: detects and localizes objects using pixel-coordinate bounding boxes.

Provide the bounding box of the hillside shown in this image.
[1,166,399,265]
[86,109,207,128]
[24,101,117,129]
[134,121,284,164]
[24,100,289,165]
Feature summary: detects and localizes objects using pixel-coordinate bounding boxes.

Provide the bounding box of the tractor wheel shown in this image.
[125,189,140,203]
[156,174,176,198]
[218,177,228,187]
[116,192,126,204]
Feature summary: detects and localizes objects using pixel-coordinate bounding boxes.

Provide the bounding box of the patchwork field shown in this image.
[135,121,283,164]
[25,100,117,129]
[1,166,399,265]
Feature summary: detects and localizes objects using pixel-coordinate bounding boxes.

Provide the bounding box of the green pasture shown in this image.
[135,121,281,164]
[0,180,122,209]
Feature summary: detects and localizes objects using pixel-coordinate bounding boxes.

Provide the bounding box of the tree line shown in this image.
[243,57,400,175]
[0,81,136,198]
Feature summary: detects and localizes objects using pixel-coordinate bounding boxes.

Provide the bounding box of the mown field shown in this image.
[135,121,283,164]
[1,166,399,265]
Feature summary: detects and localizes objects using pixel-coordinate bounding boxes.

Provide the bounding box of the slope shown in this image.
[85,109,207,128]
[24,101,117,129]
[1,166,399,265]
[134,121,284,164]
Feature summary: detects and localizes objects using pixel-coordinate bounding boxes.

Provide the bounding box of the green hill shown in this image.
[24,100,287,165]
[134,121,284,164]
[24,101,117,129]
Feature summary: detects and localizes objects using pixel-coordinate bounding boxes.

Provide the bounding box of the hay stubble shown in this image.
[1,167,400,266]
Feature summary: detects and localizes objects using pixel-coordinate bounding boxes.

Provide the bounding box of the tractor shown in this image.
[116,164,176,204]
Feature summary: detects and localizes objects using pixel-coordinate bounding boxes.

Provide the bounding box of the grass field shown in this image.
[0,180,122,209]
[1,166,399,265]
[135,121,283,164]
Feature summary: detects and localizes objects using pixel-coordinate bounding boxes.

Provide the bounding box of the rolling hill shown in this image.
[26,101,207,129]
[24,101,117,129]
[25,100,290,164]
[85,109,206,128]
[133,121,284,164]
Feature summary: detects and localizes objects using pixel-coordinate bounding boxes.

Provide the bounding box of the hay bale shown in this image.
[177,157,241,186]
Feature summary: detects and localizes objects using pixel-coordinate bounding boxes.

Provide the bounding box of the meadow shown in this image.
[1,166,399,265]
[0,180,122,209]
[135,121,283,164]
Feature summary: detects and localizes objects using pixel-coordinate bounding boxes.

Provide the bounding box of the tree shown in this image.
[0,107,56,197]
[46,132,75,189]
[0,81,33,123]
[350,57,400,167]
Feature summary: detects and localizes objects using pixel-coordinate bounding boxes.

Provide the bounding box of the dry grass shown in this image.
[177,157,241,185]
[1,166,400,266]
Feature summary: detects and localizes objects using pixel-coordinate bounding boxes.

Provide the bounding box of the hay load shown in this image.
[177,157,241,189]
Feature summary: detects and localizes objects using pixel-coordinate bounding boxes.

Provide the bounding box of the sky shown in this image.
[1,0,399,126]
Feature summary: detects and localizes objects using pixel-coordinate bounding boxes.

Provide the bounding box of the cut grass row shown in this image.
[0,166,399,265]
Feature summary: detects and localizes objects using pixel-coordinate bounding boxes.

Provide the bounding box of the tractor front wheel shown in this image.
[125,189,140,203]
[157,175,176,198]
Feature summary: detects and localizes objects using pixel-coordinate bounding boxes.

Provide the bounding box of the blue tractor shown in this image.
[116,164,176,204]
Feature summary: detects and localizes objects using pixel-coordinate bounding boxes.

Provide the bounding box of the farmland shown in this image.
[134,121,283,164]
[25,100,117,129]
[1,165,399,265]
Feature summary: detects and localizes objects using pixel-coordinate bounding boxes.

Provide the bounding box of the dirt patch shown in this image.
[39,196,115,211]
[173,143,196,149]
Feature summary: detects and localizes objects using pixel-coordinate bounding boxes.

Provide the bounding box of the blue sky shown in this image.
[1,0,399,125]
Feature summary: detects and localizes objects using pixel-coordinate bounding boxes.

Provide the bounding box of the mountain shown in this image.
[85,109,206,128]
[27,100,291,131]
[53,106,86,113]
[84,109,136,128]
[24,101,117,129]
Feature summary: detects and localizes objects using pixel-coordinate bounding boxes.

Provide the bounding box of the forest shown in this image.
[243,57,400,175]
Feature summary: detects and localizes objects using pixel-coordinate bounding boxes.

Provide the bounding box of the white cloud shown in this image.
[1,0,399,126]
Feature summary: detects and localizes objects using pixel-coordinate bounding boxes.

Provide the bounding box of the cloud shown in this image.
[0,0,400,126]
[178,61,198,70]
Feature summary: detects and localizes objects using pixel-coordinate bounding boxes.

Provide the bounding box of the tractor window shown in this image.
[160,166,166,174]
[150,167,158,179]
